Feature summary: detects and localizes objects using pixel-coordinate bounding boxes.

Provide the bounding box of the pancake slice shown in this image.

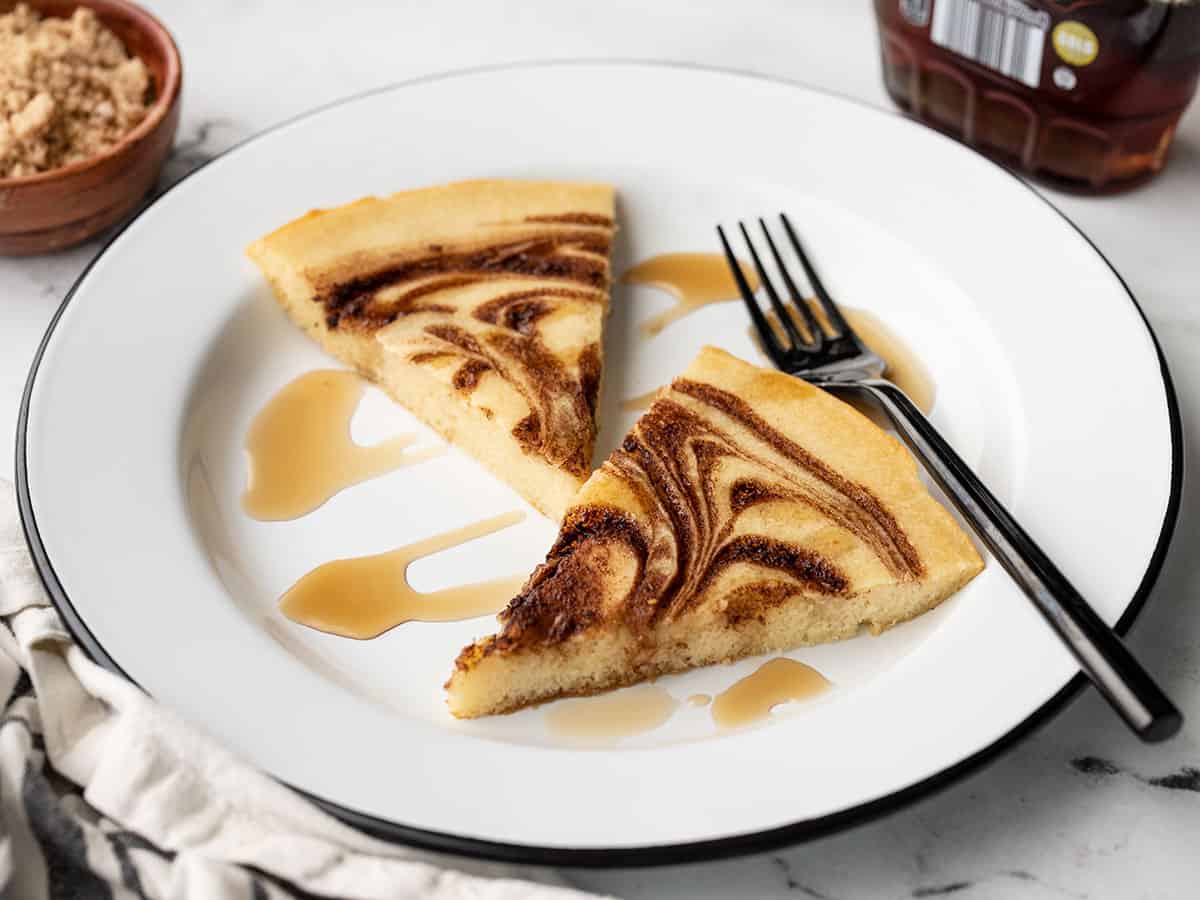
[247,179,616,520]
[446,346,984,718]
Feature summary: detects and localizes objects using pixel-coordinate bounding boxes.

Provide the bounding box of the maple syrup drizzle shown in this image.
[619,386,663,413]
[753,305,936,415]
[711,658,830,729]
[544,686,679,743]
[686,693,712,708]
[242,369,443,521]
[624,253,759,337]
[279,511,526,639]
[624,253,934,414]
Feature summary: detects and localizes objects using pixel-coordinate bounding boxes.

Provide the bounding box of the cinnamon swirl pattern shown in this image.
[312,217,613,477]
[447,347,983,718]
[495,376,923,648]
[316,227,611,331]
[247,179,617,518]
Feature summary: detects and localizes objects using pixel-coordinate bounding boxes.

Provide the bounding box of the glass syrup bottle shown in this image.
[873,0,1200,191]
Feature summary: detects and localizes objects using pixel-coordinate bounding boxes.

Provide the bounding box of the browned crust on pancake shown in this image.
[578,341,602,421]
[452,358,491,393]
[699,536,848,596]
[316,230,612,331]
[488,505,648,653]
[719,580,806,627]
[524,212,614,227]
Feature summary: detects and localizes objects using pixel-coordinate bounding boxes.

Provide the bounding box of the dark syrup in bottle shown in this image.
[874,0,1200,191]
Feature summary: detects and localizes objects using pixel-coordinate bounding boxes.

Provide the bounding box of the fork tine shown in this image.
[738,222,808,353]
[758,218,824,350]
[779,212,853,339]
[717,224,786,365]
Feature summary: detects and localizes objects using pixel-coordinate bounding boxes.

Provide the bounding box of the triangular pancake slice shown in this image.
[247,179,616,520]
[447,347,984,717]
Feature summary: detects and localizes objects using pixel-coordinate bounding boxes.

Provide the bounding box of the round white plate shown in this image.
[17,62,1180,865]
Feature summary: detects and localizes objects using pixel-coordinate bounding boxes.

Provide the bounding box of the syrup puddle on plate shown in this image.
[752,306,936,415]
[711,658,830,729]
[686,693,712,708]
[544,686,679,743]
[623,252,759,337]
[279,511,526,639]
[623,251,935,416]
[242,369,443,521]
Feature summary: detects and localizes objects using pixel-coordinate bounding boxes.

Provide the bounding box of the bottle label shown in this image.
[929,0,1051,88]
[1051,21,1100,67]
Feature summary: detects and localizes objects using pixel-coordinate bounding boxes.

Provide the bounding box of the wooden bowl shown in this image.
[0,0,182,255]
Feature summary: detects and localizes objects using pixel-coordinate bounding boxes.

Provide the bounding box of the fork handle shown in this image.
[826,378,1181,743]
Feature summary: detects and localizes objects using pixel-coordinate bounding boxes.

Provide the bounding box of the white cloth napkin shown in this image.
[0,479,609,900]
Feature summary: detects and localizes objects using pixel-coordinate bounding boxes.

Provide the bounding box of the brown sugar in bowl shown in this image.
[0,0,182,255]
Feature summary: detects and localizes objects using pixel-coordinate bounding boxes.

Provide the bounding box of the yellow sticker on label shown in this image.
[1053,21,1099,67]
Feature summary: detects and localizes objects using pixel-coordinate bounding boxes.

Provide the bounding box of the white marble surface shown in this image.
[4,1,1199,897]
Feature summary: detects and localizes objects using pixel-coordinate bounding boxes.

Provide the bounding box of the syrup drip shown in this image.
[624,253,759,337]
[279,511,526,639]
[544,686,679,743]
[711,658,830,729]
[243,369,443,521]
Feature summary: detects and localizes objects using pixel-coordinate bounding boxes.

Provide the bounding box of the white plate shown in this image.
[17,63,1180,865]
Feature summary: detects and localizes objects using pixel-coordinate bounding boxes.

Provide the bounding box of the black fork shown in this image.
[719,214,1181,743]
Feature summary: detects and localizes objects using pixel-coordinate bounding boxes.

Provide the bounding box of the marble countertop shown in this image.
[3,2,1198,897]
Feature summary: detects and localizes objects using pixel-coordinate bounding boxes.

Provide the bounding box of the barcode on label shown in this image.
[930,0,1048,89]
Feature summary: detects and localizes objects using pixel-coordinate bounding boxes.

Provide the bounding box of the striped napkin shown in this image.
[0,479,606,900]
